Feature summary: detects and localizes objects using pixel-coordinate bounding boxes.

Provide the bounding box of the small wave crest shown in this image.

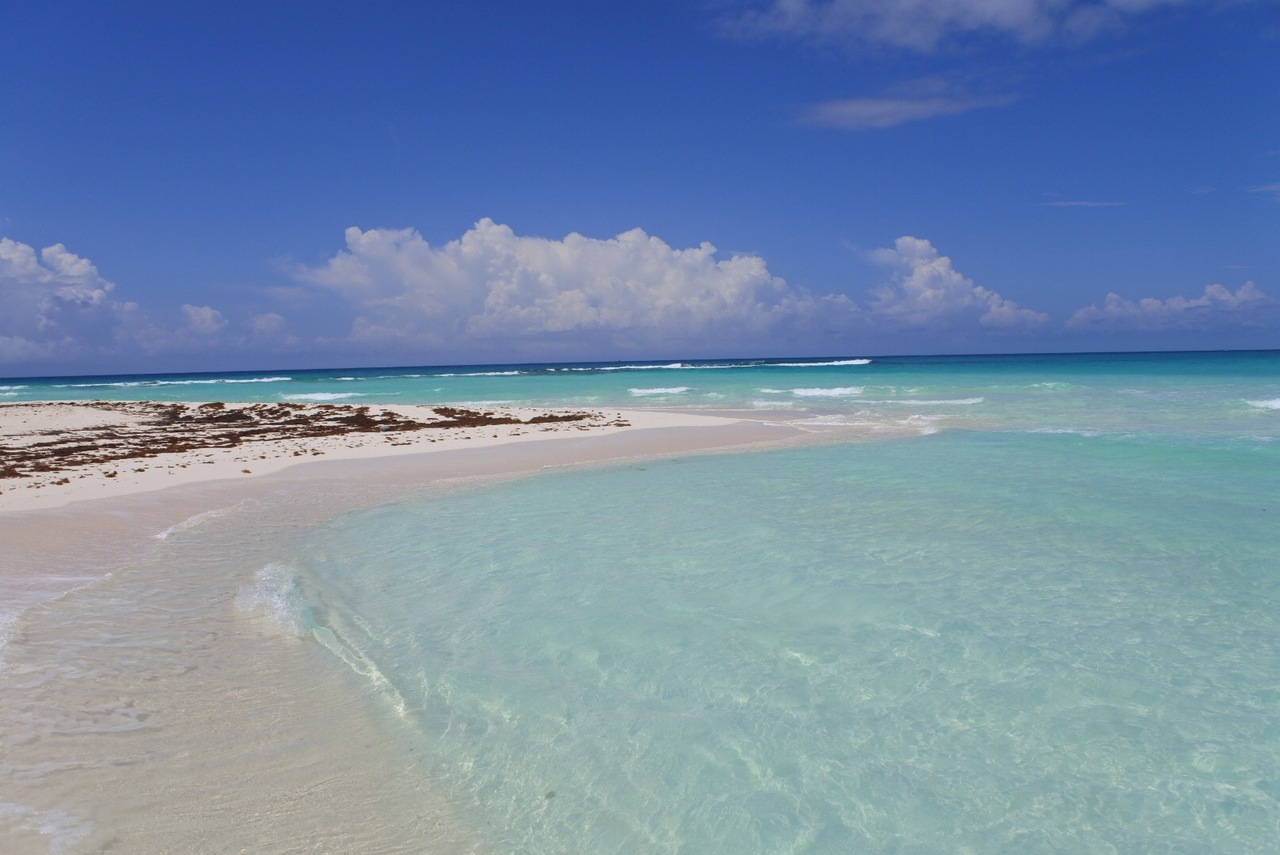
[900,414,943,435]
[169,376,292,385]
[56,376,290,389]
[438,370,525,377]
[56,380,146,388]
[867,397,984,406]
[283,392,364,402]
[597,363,685,372]
[629,387,691,396]
[773,358,872,367]
[791,386,864,397]
[1247,398,1280,410]
[154,505,239,540]
[235,564,309,637]
[1028,427,1103,437]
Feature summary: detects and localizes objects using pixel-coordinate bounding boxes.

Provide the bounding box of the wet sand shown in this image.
[1,402,800,852]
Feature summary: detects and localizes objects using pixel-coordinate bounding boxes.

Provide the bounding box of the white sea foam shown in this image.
[773,358,872,367]
[438,370,524,377]
[0,385,26,391]
[795,414,871,426]
[235,563,308,637]
[1028,427,1104,437]
[165,376,292,385]
[791,386,864,397]
[154,505,239,540]
[1247,398,1280,410]
[629,387,691,396]
[1,573,114,671]
[57,380,147,388]
[283,392,364,402]
[0,610,18,670]
[900,414,943,435]
[597,363,685,371]
[0,391,17,397]
[0,802,92,854]
[56,376,291,389]
[868,397,985,406]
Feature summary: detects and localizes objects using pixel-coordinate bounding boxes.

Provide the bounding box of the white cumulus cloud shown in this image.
[181,304,228,334]
[0,237,129,361]
[294,219,856,355]
[0,236,246,366]
[1067,281,1271,329]
[868,236,1048,328]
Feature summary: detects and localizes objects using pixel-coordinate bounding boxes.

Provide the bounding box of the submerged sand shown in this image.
[1,401,802,852]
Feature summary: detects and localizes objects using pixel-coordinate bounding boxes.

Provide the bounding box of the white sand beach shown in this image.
[0,400,795,513]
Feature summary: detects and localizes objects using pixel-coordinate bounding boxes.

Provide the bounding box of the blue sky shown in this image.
[2,0,1277,375]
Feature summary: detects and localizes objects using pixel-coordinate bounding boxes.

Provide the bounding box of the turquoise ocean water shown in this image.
[5,351,1280,851]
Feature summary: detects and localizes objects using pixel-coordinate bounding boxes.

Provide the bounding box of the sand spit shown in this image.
[0,401,750,512]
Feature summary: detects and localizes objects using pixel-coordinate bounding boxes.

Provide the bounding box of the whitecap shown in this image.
[1246,398,1280,410]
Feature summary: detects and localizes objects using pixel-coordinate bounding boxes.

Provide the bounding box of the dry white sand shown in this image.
[0,401,777,513]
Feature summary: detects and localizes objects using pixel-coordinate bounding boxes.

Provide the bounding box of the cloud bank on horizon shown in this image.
[2,222,1272,372]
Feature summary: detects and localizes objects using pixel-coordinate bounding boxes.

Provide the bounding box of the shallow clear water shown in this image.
[286,429,1280,852]
[6,350,1280,851]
